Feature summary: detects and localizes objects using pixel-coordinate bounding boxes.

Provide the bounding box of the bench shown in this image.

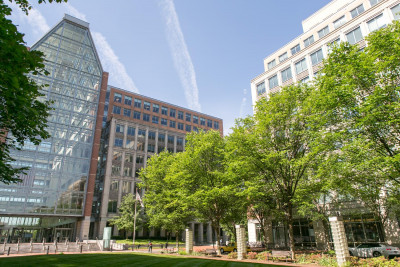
[268,250,292,262]
[204,249,217,257]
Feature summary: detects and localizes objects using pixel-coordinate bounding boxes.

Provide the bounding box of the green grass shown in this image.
[0,253,281,266]
[116,239,184,245]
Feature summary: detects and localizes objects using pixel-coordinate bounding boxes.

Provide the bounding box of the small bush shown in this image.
[227,252,237,259]
[190,251,203,256]
[178,250,187,255]
[256,251,269,261]
[247,252,257,259]
[349,256,400,267]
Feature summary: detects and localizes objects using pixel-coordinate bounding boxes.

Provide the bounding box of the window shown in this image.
[124,96,132,105]
[367,14,386,32]
[148,131,156,140]
[114,138,123,147]
[207,119,212,128]
[295,58,308,74]
[279,52,288,62]
[328,38,341,52]
[391,4,400,20]
[114,93,122,103]
[214,121,219,130]
[281,67,292,82]
[138,129,146,138]
[303,35,314,47]
[193,126,198,132]
[124,166,132,177]
[311,49,324,65]
[161,118,167,126]
[112,105,121,115]
[351,4,364,18]
[112,165,120,176]
[168,135,174,144]
[161,106,168,115]
[346,27,363,45]
[113,151,122,161]
[170,120,176,128]
[186,113,191,122]
[268,75,279,89]
[257,82,266,96]
[178,111,184,120]
[143,101,150,110]
[333,16,346,29]
[369,0,380,7]
[177,137,183,146]
[108,200,117,213]
[178,122,184,130]
[123,108,131,117]
[137,142,144,151]
[291,44,300,55]
[153,103,159,113]
[127,126,135,136]
[318,26,329,38]
[152,116,159,124]
[133,111,141,119]
[170,108,176,117]
[125,139,135,149]
[147,144,155,153]
[185,125,191,132]
[134,99,141,108]
[143,113,150,122]
[300,76,310,84]
[193,115,199,124]
[136,155,144,164]
[116,124,124,133]
[200,118,205,126]
[267,60,276,70]
[122,181,131,193]
[158,133,165,143]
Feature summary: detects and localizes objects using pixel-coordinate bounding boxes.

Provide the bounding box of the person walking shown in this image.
[148,241,152,253]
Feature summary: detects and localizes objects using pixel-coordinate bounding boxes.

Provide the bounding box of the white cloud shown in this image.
[9,3,50,38]
[159,0,201,111]
[62,3,87,21]
[239,89,247,118]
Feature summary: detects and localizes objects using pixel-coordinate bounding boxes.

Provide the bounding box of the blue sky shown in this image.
[9,0,331,135]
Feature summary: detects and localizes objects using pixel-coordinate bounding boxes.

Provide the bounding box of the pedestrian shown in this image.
[165,242,168,250]
[148,241,152,253]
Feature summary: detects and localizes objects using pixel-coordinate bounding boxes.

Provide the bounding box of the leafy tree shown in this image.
[0,0,66,184]
[140,152,194,248]
[230,84,321,258]
[108,193,146,241]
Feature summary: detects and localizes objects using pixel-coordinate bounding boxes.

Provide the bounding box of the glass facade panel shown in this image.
[2,20,102,216]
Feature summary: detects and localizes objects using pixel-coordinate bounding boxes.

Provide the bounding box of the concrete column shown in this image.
[198,223,203,244]
[329,216,350,267]
[207,223,212,243]
[185,228,193,254]
[235,225,246,260]
[247,220,257,243]
[98,218,108,239]
[77,216,91,241]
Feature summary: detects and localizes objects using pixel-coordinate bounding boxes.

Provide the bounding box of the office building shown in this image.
[249,0,400,249]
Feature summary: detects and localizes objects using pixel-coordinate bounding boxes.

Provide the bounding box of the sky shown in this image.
[9,0,332,135]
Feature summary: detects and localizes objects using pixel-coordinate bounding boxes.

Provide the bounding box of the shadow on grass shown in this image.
[0,252,284,267]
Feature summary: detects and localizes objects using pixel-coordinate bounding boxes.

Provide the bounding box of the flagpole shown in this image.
[132,190,137,251]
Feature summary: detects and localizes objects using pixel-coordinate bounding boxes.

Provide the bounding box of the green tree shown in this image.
[140,152,194,248]
[0,0,66,184]
[109,193,146,241]
[230,84,321,258]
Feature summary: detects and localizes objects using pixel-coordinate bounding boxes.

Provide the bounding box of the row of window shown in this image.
[258,5,400,96]
[112,105,220,130]
[112,92,220,127]
[266,0,390,71]
[115,124,184,145]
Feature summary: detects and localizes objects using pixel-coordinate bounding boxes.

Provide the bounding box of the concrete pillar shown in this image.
[329,216,350,267]
[198,223,203,244]
[235,225,246,260]
[207,223,212,243]
[383,216,400,245]
[247,220,257,243]
[98,218,108,239]
[77,216,91,241]
[185,228,193,254]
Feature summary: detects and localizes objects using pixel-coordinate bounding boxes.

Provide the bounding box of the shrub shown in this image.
[227,252,237,259]
[247,252,257,259]
[349,256,400,267]
[256,251,269,261]
[178,250,187,255]
[190,251,203,256]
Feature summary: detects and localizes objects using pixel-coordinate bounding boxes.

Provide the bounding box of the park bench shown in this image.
[204,249,217,257]
[268,250,292,262]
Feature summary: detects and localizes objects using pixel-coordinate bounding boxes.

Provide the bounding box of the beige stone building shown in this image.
[249,0,400,249]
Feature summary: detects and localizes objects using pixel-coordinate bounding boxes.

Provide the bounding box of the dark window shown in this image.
[112,105,121,115]
[186,113,191,122]
[116,124,124,133]
[134,99,141,108]
[114,93,122,103]
[207,119,212,128]
[144,101,150,110]
[127,126,135,136]
[124,96,132,105]
[170,108,176,118]
[114,138,123,147]
[170,120,176,128]
[178,111,184,120]
[178,122,184,130]
[214,121,219,130]
[186,125,191,132]
[152,116,159,124]
[177,137,183,146]
[143,113,150,122]
[168,135,174,144]
[133,111,141,119]
[153,104,159,113]
[148,131,156,140]
[147,144,155,153]
[161,106,168,115]
[200,118,205,126]
[138,129,146,138]
[161,118,167,126]
[123,108,131,117]
[158,133,165,143]
[193,115,198,124]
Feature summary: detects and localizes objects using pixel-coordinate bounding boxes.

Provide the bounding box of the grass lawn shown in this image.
[0,253,281,266]
[116,239,184,245]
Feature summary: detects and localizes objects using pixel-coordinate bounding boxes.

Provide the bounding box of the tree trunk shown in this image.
[287,203,295,260]
[322,219,332,251]
[176,232,179,250]
[214,226,221,255]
